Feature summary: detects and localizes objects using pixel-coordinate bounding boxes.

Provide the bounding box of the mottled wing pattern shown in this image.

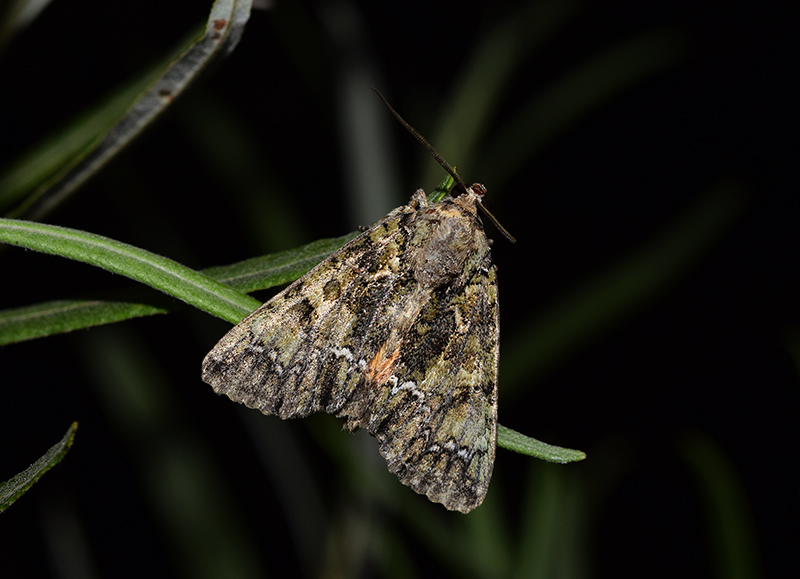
[202,197,422,419]
[352,248,498,513]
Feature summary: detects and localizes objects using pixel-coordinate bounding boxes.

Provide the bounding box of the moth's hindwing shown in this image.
[202,187,499,513]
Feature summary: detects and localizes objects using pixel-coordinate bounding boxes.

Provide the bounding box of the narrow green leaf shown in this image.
[427,174,455,203]
[0,217,580,463]
[204,232,358,294]
[0,233,349,344]
[497,425,586,463]
[1,0,253,220]
[0,218,260,323]
[0,66,161,212]
[0,224,576,469]
[0,232,357,345]
[0,300,167,345]
[0,422,78,512]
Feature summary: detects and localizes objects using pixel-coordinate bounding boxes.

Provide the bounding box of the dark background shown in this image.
[0,1,796,577]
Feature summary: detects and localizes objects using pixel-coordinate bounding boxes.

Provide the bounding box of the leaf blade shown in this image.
[0,300,167,345]
[0,422,78,512]
[1,0,253,219]
[0,218,260,323]
[0,231,358,344]
[497,425,586,463]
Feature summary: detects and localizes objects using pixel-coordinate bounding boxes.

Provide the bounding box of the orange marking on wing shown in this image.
[365,341,401,386]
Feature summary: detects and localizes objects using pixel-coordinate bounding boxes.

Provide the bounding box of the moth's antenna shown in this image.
[372,88,469,195]
[373,88,516,244]
[477,201,516,243]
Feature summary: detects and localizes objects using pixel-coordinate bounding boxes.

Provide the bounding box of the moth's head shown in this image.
[469,183,487,198]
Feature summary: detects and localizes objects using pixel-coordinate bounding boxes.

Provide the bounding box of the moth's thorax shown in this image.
[409,190,486,289]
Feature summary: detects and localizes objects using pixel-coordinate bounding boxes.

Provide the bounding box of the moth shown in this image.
[202,91,512,513]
